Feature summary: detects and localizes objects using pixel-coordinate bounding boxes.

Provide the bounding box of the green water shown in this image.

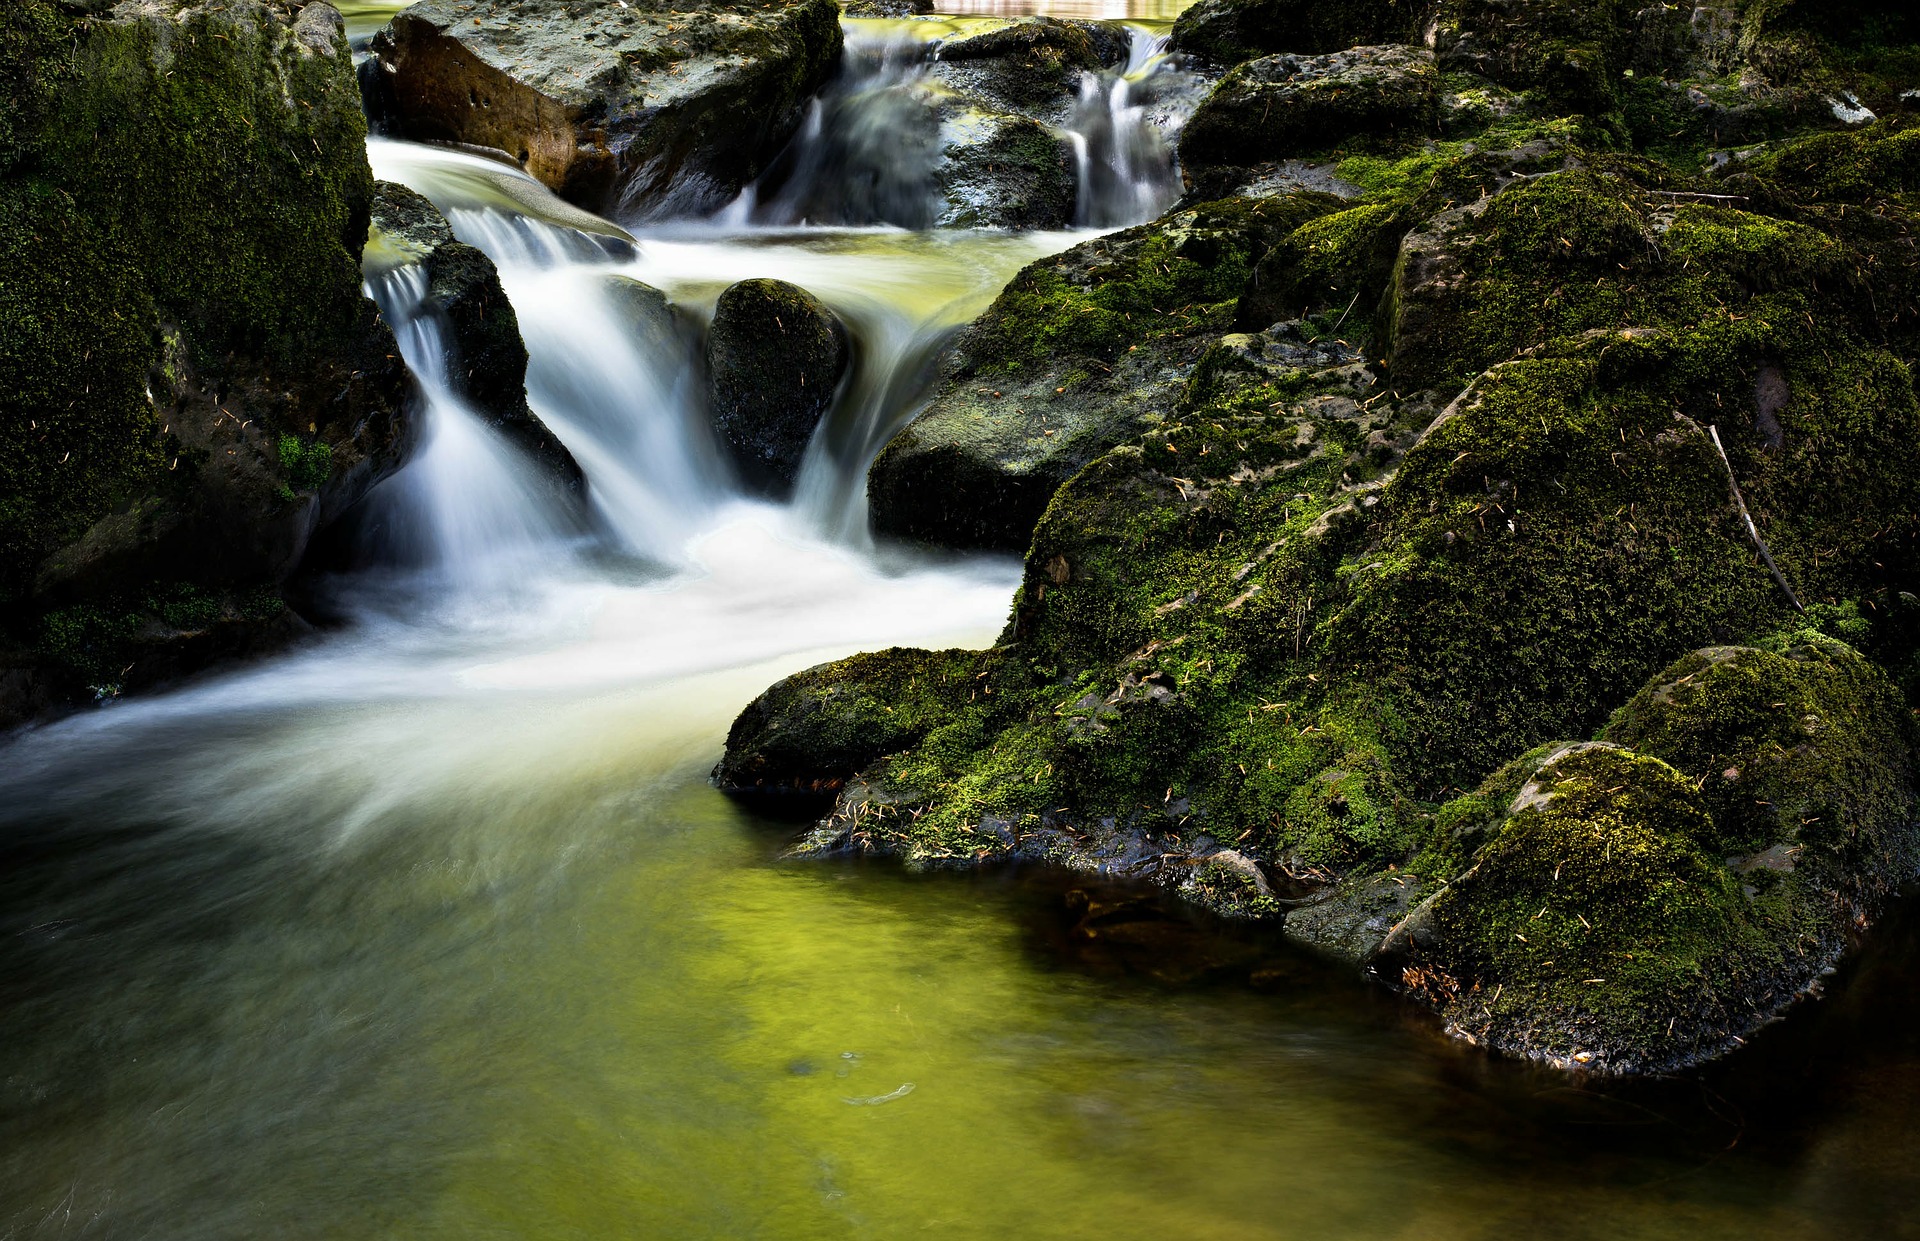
[3,615,1918,1238]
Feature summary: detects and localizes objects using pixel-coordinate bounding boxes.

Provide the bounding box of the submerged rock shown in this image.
[706,278,849,495]
[1,0,410,720]
[370,0,843,218]
[368,182,581,489]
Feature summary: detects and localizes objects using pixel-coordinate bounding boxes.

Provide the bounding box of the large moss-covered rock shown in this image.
[706,278,849,495]
[1384,640,1917,1072]
[725,1,1920,1071]
[868,192,1344,549]
[367,181,580,488]
[1178,45,1440,195]
[369,0,843,219]
[1,0,410,717]
[1169,0,1423,68]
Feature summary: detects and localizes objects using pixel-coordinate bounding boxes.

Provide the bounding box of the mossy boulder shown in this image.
[371,0,843,218]
[1387,646,1917,1072]
[1178,45,1441,194]
[707,278,849,495]
[714,646,978,804]
[868,192,1344,549]
[367,181,580,489]
[2,0,411,718]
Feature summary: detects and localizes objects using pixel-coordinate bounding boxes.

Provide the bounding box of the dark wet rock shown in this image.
[1169,0,1421,68]
[706,278,850,494]
[368,182,581,489]
[868,192,1342,550]
[926,17,1129,120]
[933,101,1079,229]
[1285,871,1425,963]
[1,0,411,724]
[370,0,843,218]
[1179,46,1440,195]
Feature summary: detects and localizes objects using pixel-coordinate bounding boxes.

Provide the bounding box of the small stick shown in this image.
[1706,422,1804,613]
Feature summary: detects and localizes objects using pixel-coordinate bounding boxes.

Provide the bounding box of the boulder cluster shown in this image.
[724,0,1920,1072]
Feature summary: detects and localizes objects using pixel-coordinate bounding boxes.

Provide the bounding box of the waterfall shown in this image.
[354,21,1189,573]
[357,264,581,593]
[1069,26,1187,228]
[742,18,1188,233]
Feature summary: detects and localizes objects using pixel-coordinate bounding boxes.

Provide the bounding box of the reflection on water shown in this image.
[3,578,1920,1238]
[10,2,1920,1237]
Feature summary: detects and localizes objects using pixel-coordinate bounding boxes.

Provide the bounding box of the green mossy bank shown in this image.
[0,1,409,723]
[730,0,1920,1071]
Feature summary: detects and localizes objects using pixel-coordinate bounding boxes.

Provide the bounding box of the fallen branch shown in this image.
[1697,420,1804,613]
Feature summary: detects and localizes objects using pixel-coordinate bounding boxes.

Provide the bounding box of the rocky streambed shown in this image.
[714,0,1920,1074]
[1,0,1917,1112]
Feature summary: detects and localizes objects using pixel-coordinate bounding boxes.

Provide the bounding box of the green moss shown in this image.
[0,178,168,605]
[967,195,1342,375]
[1601,635,1918,876]
[715,647,982,797]
[277,434,335,492]
[33,2,374,373]
[1421,744,1793,1067]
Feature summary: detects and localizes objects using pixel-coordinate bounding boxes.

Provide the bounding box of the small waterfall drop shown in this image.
[1068,26,1188,228]
[358,263,580,593]
[742,18,1190,233]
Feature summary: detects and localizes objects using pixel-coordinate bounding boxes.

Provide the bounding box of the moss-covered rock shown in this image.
[868,192,1344,549]
[1386,647,1917,1072]
[727,0,1920,1073]
[1,0,411,720]
[371,0,843,218]
[706,278,849,496]
[1178,45,1441,194]
[714,646,979,804]
[367,181,580,489]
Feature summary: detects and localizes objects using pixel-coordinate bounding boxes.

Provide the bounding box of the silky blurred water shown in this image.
[7,3,1920,1237]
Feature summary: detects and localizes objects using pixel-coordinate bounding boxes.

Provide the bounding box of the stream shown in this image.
[4,4,1920,1239]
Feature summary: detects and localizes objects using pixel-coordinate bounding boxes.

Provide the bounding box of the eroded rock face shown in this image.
[1,0,410,716]
[367,181,582,490]
[1179,45,1440,194]
[707,278,849,494]
[370,0,843,218]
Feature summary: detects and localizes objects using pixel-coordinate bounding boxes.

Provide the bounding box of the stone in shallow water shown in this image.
[705,278,849,496]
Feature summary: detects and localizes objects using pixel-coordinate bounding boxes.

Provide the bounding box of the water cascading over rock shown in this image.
[706,279,850,496]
